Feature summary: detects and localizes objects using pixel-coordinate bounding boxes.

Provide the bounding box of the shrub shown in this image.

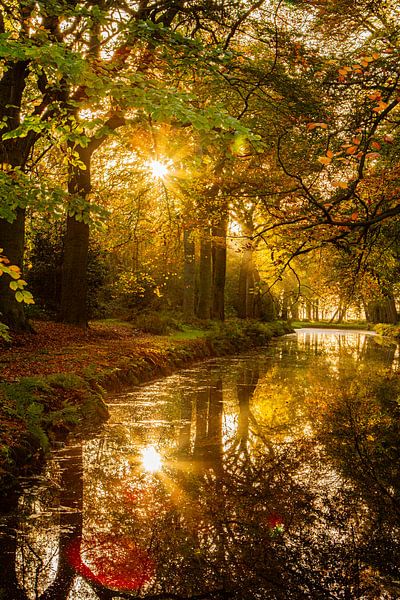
[131,311,184,335]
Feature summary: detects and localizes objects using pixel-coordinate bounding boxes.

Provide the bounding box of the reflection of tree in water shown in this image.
[0,444,83,600]
[2,333,400,599]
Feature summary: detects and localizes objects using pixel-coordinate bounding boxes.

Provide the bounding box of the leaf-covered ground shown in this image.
[0,320,178,383]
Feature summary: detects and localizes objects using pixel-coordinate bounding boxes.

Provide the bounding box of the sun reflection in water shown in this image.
[141,445,162,472]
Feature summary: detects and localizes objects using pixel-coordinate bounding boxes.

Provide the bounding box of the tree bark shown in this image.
[367,295,398,324]
[237,238,260,319]
[182,227,195,319]
[211,215,228,321]
[281,290,289,321]
[0,209,30,330]
[197,227,212,319]
[59,145,91,326]
[0,58,31,331]
[237,243,252,318]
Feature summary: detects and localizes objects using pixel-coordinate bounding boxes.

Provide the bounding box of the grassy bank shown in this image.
[0,318,292,489]
[374,323,400,340]
[292,320,370,330]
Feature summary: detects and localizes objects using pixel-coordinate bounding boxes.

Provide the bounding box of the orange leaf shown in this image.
[307,122,328,130]
[326,149,334,158]
[351,212,359,220]
[352,137,361,145]
[383,134,394,143]
[371,141,381,150]
[373,101,389,113]
[346,146,358,155]
[368,91,381,101]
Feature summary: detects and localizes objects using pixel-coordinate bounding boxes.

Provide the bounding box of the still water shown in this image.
[1,330,400,599]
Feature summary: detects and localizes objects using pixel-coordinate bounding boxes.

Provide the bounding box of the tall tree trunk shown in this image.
[0,58,31,331]
[59,146,91,327]
[306,299,312,321]
[0,209,30,330]
[367,294,398,324]
[237,243,252,319]
[183,227,195,319]
[197,227,212,319]
[211,215,227,321]
[290,299,299,320]
[281,290,289,320]
[313,299,319,321]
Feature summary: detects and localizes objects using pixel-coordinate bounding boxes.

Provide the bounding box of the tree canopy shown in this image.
[1,0,400,330]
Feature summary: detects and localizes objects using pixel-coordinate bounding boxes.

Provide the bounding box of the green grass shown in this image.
[169,326,207,340]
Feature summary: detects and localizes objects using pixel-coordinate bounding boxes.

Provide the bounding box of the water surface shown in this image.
[1,330,400,599]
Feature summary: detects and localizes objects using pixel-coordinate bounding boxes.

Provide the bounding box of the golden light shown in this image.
[147,159,170,179]
[141,445,162,473]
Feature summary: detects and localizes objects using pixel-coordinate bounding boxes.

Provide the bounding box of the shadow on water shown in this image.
[1,330,400,599]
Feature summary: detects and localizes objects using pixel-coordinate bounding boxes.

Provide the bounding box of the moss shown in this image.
[0,375,109,487]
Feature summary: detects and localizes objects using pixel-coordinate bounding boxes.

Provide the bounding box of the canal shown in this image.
[1,329,400,599]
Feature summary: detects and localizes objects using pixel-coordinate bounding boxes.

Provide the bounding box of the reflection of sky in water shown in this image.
[3,330,400,599]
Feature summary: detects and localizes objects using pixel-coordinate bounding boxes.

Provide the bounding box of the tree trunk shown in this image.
[237,243,252,318]
[196,227,212,319]
[313,299,319,321]
[59,146,91,327]
[0,209,30,330]
[0,58,31,331]
[211,216,227,321]
[182,227,195,319]
[290,300,299,320]
[306,299,312,320]
[367,295,398,324]
[281,290,289,320]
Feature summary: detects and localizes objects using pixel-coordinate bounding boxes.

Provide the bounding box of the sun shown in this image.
[141,445,162,472]
[147,159,170,179]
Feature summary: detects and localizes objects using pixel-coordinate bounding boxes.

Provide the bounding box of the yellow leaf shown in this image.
[333,181,348,189]
[318,156,332,165]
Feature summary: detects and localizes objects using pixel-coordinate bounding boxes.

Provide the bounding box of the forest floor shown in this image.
[0,319,202,382]
[0,318,292,489]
